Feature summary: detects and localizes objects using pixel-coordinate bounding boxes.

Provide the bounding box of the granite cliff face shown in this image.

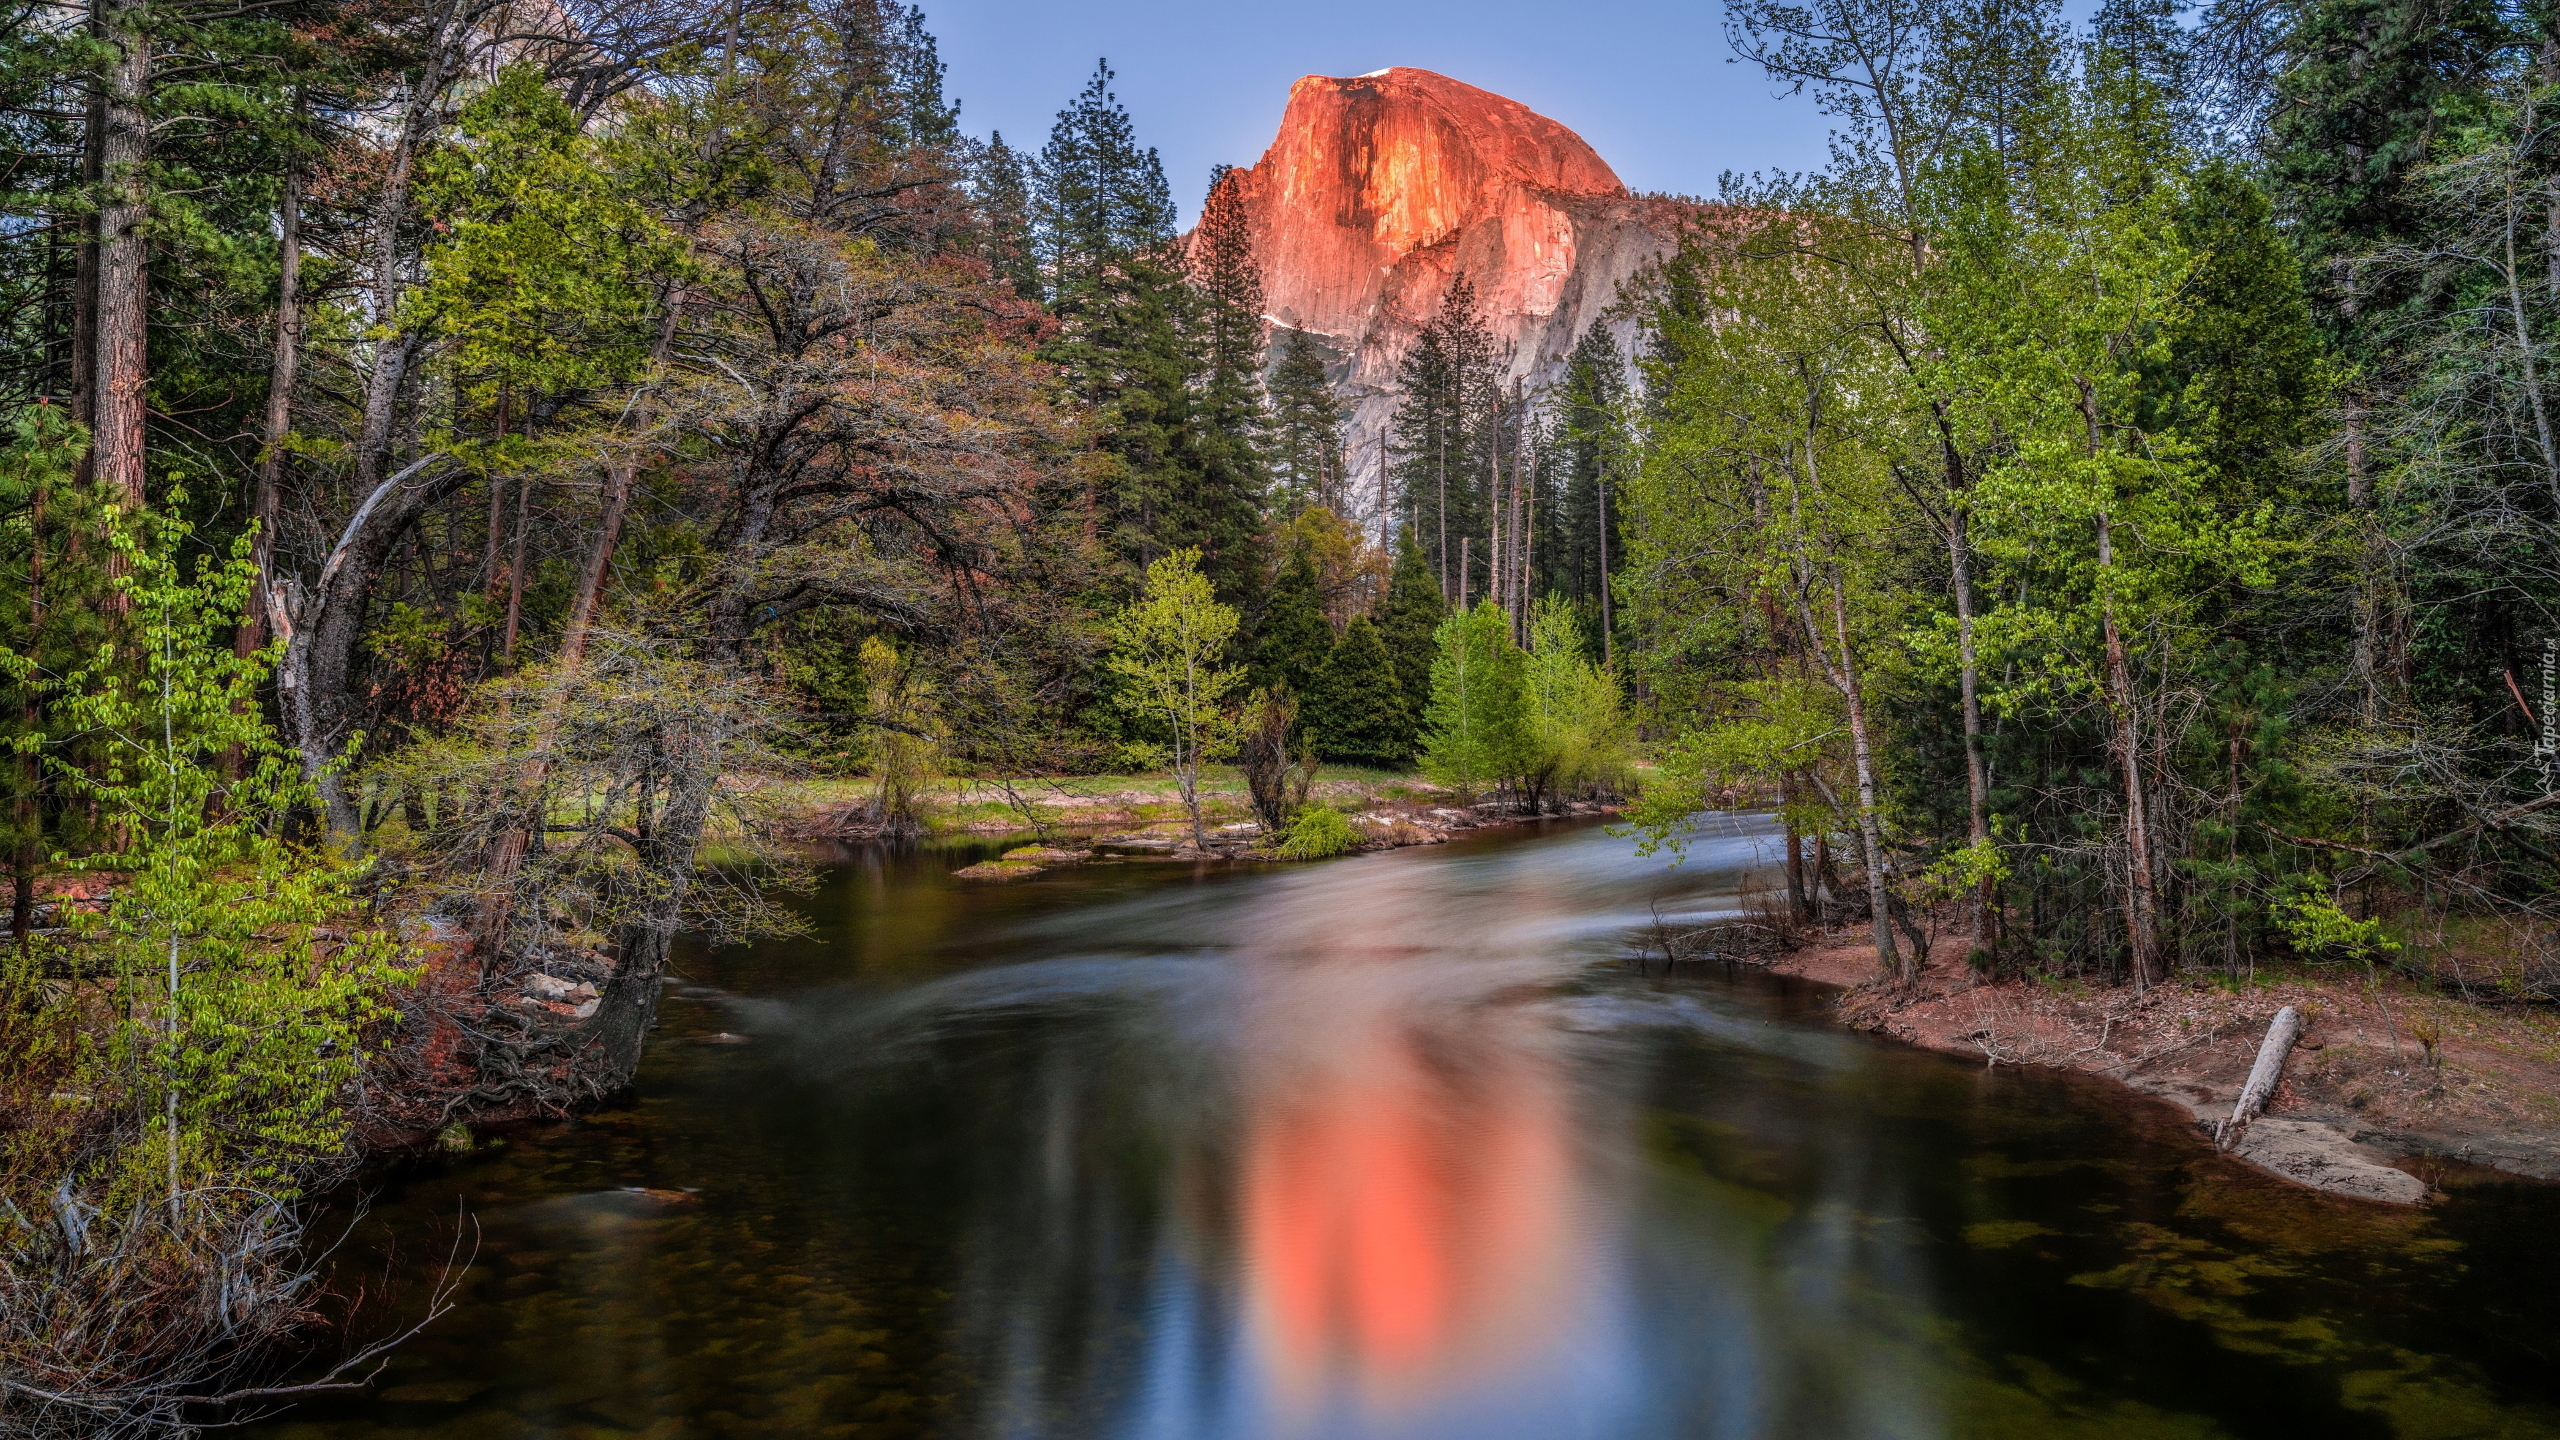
[1215,68,1697,511]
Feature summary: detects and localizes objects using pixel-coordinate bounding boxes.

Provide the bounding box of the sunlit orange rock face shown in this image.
[1217,67,1698,504]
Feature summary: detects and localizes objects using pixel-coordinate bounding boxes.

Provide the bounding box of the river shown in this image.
[251,817,2560,1440]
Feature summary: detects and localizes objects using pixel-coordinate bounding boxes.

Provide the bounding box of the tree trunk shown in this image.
[1947,502,1992,958]
[1781,776,1808,922]
[350,0,470,496]
[2099,510,2163,991]
[2345,400,2379,723]
[279,461,475,842]
[1596,467,1611,670]
[2219,1005,2301,1148]
[585,759,721,1089]
[501,471,530,661]
[239,159,299,659]
[90,0,150,524]
[13,483,45,952]
[1830,577,1903,981]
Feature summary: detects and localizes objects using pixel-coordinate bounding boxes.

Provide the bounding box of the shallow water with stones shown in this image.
[250,816,2560,1440]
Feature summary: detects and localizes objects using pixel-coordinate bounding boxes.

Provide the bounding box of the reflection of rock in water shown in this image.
[1234,852,1586,1410]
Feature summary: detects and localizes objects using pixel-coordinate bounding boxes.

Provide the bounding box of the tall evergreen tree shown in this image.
[1552,326,1628,620]
[1266,326,1345,515]
[2263,0,2503,335]
[1193,164,1268,464]
[1390,272,1500,600]
[1254,546,1334,700]
[974,131,1041,298]
[1034,63,1260,599]
[1375,525,1446,755]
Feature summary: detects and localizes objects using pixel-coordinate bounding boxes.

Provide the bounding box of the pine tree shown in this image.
[1553,326,1627,620]
[885,3,962,150]
[1390,273,1500,600]
[1266,326,1344,516]
[1182,163,1273,599]
[2264,0,2503,340]
[1375,526,1446,757]
[1255,546,1334,700]
[1034,62,1260,600]
[1193,164,1267,464]
[1307,616,1410,763]
[975,132,1041,298]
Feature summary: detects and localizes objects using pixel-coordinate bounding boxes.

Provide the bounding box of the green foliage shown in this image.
[1038,63,1262,600]
[1419,600,1529,802]
[1274,805,1360,860]
[1390,274,1500,593]
[412,65,682,433]
[1253,546,1333,700]
[1107,549,1245,841]
[1375,526,1446,749]
[1266,326,1345,515]
[1306,616,1411,764]
[2276,890,2403,967]
[6,501,411,1217]
[857,637,942,830]
[1521,598,1632,802]
[73,514,403,1189]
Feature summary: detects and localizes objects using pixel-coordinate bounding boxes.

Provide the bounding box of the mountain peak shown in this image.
[1215,70,1691,516]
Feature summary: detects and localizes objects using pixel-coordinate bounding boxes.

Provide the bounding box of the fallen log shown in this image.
[2219,1005,2303,1150]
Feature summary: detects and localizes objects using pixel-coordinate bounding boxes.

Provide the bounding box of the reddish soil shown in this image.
[1761,927,2560,1192]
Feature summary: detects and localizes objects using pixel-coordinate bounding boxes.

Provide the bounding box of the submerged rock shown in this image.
[953,859,1045,881]
[2232,1118,2431,1204]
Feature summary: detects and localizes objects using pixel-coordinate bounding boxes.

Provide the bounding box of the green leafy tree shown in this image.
[1419,599,1529,803]
[1521,597,1632,807]
[3,500,414,1420]
[1107,548,1245,848]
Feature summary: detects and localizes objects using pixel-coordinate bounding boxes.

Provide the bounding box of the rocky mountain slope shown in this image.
[1214,67,1704,518]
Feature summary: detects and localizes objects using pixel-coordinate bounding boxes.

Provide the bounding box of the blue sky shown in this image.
[925,0,1844,224]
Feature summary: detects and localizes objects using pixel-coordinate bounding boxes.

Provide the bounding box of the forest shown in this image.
[2,0,2558,1426]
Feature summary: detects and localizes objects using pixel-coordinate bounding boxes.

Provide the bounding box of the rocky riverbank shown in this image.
[1735,929,2560,1203]
[950,794,1623,878]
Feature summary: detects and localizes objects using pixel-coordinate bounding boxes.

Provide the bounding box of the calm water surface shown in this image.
[260,818,2560,1440]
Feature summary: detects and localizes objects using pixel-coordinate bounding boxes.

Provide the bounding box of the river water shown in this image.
[255,818,2560,1440]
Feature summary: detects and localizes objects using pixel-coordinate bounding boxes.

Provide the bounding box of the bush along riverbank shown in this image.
[1656,907,2560,1204]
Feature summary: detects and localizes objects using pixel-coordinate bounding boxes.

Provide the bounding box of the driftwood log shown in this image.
[2219,1005,2303,1149]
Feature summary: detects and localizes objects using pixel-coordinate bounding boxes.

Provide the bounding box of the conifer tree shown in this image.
[1376,526,1446,753]
[1553,326,1628,623]
[1389,273,1500,599]
[1267,327,1345,515]
[1034,62,1260,600]
[1307,616,1411,763]
[975,132,1041,298]
[1193,165,1269,470]
[1254,547,1334,701]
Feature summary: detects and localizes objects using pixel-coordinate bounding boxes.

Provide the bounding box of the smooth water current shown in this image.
[258,818,2560,1440]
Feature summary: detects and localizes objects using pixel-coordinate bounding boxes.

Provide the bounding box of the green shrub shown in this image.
[1275,806,1361,860]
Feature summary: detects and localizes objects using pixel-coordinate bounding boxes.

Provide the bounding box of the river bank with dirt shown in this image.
[1735,926,2560,1202]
